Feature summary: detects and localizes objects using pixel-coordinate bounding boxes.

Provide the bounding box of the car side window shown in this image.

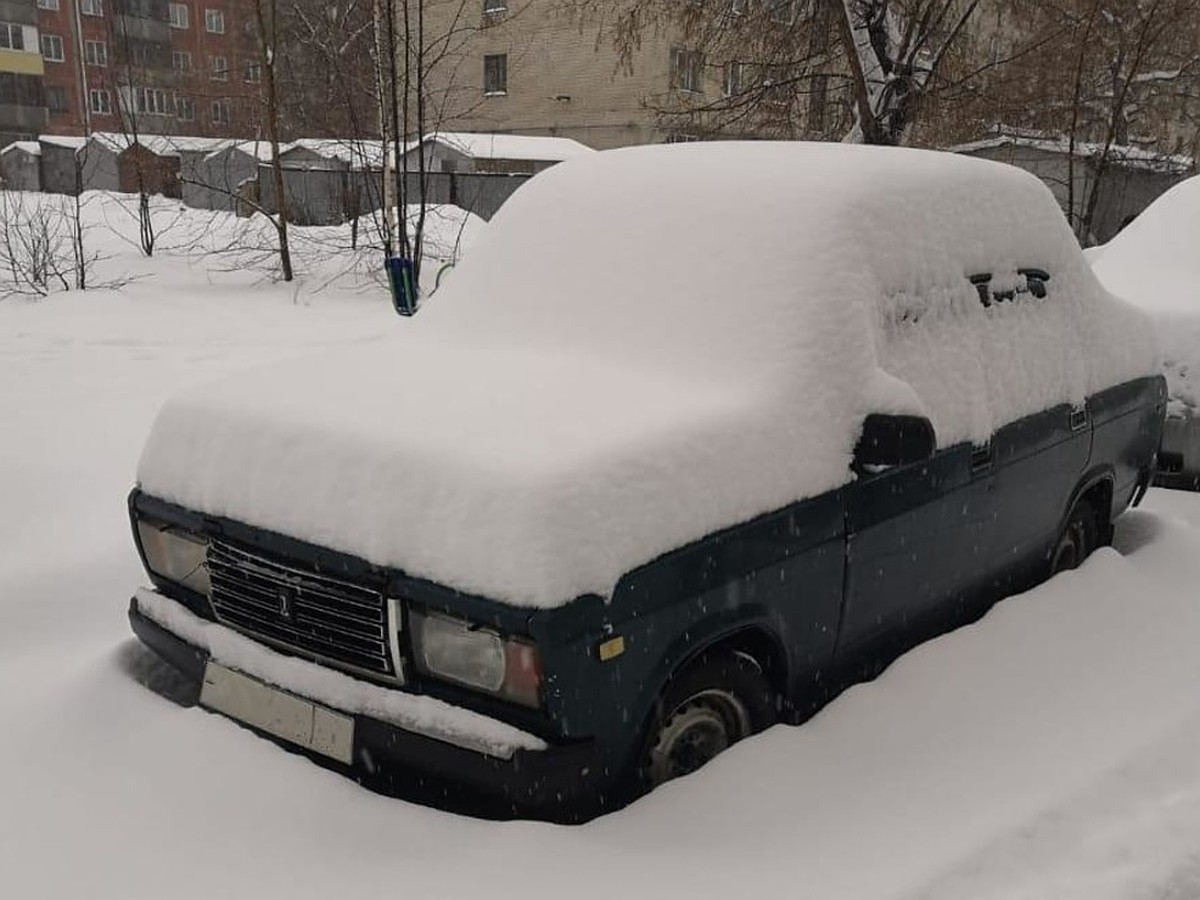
[969,269,1051,307]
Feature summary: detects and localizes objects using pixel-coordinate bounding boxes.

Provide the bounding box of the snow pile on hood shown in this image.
[1090,175,1200,414]
[138,142,1156,607]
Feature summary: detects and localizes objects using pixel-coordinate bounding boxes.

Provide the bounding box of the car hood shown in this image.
[137,333,861,608]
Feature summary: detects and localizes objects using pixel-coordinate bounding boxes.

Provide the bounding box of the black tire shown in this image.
[1051,500,1099,575]
[641,651,776,789]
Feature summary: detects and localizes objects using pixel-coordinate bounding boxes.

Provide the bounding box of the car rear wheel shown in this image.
[1051,500,1099,575]
[642,651,775,789]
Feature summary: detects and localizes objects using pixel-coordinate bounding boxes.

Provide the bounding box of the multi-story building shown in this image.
[35,0,262,139]
[0,0,46,144]
[419,0,842,149]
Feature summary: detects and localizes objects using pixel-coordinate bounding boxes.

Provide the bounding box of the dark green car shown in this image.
[127,143,1166,820]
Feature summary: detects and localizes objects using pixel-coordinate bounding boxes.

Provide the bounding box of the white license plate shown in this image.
[200,661,355,765]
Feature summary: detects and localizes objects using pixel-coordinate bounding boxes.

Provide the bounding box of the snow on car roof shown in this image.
[1091,175,1200,316]
[138,142,1156,608]
[1091,175,1200,412]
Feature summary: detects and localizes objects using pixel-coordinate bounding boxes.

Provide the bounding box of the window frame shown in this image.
[209,97,230,125]
[46,84,68,113]
[208,54,227,81]
[483,52,507,95]
[40,33,64,62]
[169,3,189,29]
[670,46,704,94]
[205,8,224,34]
[37,0,60,10]
[89,88,112,115]
[84,39,107,68]
[0,22,26,52]
[80,0,103,17]
[172,49,192,72]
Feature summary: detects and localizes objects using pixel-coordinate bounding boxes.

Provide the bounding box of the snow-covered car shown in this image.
[127,143,1164,820]
[1090,175,1200,490]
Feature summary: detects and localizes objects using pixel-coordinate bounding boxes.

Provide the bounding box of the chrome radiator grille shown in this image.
[207,539,396,680]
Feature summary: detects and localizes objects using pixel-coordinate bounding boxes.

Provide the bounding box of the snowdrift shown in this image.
[1090,175,1200,414]
[138,143,1156,607]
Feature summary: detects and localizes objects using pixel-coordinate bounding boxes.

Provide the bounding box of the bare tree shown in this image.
[253,0,296,281]
[569,0,1008,145]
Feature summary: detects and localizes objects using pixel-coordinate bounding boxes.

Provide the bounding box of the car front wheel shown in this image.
[643,651,775,789]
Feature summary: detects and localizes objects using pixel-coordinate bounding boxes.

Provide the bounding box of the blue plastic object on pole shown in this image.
[386,256,419,316]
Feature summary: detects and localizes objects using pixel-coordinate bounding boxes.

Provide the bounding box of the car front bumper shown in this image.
[128,591,608,820]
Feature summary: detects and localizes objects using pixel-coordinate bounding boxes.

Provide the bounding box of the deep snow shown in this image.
[1090,175,1200,415]
[1,192,1198,900]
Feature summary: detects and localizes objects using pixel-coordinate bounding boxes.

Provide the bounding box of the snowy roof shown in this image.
[423,131,594,162]
[38,135,90,151]
[139,142,1157,608]
[1,140,40,157]
[950,131,1195,175]
[37,133,236,158]
[281,139,387,169]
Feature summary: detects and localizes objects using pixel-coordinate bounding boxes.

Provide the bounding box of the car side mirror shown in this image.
[852,414,936,474]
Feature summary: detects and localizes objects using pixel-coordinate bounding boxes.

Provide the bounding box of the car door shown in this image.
[837,428,995,671]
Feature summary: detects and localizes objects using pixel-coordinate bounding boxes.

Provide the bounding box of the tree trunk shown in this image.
[257,0,294,282]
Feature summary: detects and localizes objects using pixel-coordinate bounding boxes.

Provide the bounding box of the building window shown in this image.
[133,86,172,115]
[670,47,703,93]
[205,8,224,33]
[210,98,230,125]
[483,53,506,95]
[723,60,748,96]
[172,50,191,72]
[81,0,103,16]
[208,55,227,80]
[41,33,64,62]
[483,0,507,12]
[244,60,260,83]
[169,3,189,28]
[38,0,60,9]
[46,85,68,112]
[89,88,112,115]
[0,22,26,51]
[85,40,107,67]
[175,94,194,121]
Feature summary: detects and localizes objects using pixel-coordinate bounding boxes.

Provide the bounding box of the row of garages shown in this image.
[0,132,595,225]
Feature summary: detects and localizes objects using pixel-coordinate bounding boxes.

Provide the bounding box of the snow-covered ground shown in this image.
[2,195,1200,899]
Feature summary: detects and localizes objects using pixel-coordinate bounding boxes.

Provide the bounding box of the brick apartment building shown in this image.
[3,0,810,151]
[0,0,265,144]
[36,0,262,137]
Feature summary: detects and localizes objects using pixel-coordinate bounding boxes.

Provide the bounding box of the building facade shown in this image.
[0,0,46,144]
[35,0,262,138]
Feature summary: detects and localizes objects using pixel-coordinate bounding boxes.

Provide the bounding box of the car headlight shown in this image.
[137,520,210,597]
[410,610,542,708]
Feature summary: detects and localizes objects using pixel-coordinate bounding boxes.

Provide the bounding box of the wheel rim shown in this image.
[647,689,752,786]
